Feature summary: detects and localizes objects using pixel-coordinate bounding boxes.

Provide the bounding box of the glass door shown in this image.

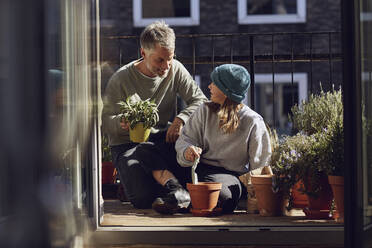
[359,0,372,246]
[345,0,372,247]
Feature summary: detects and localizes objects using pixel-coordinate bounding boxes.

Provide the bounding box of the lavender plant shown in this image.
[270,86,344,207]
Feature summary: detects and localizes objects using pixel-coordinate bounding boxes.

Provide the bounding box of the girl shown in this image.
[175,64,272,213]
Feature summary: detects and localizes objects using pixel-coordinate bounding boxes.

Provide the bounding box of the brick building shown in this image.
[100,0,342,134]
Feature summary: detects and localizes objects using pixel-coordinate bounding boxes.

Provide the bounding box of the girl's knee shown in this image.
[219,198,237,214]
[218,184,241,213]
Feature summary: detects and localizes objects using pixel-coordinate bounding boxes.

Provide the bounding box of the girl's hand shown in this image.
[184,146,202,162]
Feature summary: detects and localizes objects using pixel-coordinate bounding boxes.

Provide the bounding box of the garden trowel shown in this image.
[191,157,199,184]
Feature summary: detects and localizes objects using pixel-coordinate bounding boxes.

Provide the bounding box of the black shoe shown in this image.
[152,178,191,214]
[152,197,179,214]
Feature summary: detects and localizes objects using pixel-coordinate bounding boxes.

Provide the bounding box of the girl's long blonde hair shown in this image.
[207,98,243,134]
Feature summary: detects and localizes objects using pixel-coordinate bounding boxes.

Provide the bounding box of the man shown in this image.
[102,21,207,214]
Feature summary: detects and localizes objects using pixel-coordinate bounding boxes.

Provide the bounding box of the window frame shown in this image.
[244,72,308,106]
[133,0,200,27]
[237,0,307,24]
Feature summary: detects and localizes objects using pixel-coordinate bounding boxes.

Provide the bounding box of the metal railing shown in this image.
[102,31,342,132]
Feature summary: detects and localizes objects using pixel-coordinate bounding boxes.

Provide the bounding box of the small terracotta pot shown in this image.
[328,175,344,223]
[102,161,115,184]
[291,181,308,208]
[187,182,222,216]
[251,175,285,217]
[303,174,333,219]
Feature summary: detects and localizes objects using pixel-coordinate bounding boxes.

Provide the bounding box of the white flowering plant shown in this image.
[117,94,159,129]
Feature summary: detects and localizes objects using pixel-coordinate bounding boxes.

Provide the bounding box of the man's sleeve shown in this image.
[102,73,127,136]
[174,61,207,124]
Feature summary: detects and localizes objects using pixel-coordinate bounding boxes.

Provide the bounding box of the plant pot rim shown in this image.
[251,174,273,178]
[328,175,344,184]
[251,175,273,185]
[187,182,222,191]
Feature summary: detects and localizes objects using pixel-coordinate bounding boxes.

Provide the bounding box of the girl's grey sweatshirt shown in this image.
[175,102,272,175]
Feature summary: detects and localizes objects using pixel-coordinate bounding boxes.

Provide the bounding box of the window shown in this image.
[244,73,307,135]
[361,0,372,21]
[194,75,201,87]
[238,0,306,24]
[133,0,200,27]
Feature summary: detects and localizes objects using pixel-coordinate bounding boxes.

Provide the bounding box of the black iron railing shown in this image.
[102,31,342,132]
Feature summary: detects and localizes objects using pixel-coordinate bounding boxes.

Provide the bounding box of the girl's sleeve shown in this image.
[247,119,272,171]
[175,104,206,167]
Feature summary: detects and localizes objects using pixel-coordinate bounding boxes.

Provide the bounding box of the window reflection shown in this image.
[142,0,191,18]
[247,0,297,15]
[360,0,372,226]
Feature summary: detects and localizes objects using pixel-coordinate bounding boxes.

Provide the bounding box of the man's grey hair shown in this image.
[140,21,175,52]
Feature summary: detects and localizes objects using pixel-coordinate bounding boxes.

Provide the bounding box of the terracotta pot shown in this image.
[328,175,344,223]
[291,181,308,208]
[251,175,285,217]
[246,183,259,214]
[129,123,151,143]
[102,161,115,184]
[187,182,222,216]
[303,174,333,219]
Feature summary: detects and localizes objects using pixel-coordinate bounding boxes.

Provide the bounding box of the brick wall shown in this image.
[99,0,343,129]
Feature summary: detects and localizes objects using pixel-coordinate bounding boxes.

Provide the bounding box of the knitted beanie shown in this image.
[210,64,251,103]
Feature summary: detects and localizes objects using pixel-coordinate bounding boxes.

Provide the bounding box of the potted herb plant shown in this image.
[101,133,115,185]
[117,94,159,143]
[271,86,343,219]
[323,123,344,222]
[292,87,343,220]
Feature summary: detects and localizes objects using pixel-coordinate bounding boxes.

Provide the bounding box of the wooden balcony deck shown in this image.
[101,200,341,227]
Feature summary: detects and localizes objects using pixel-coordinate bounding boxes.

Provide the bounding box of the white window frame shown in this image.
[244,72,308,105]
[361,12,372,21]
[238,0,306,24]
[133,0,200,27]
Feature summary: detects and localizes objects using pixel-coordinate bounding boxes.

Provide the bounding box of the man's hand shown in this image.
[184,146,202,162]
[166,117,184,143]
[120,118,129,131]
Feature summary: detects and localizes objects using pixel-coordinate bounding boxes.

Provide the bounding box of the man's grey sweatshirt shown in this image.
[175,102,272,175]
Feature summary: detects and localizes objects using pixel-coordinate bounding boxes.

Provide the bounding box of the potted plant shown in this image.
[271,132,321,208]
[117,94,159,143]
[271,130,335,219]
[101,133,115,185]
[323,124,344,222]
[293,87,343,220]
[251,126,287,217]
[101,133,128,201]
[271,87,344,219]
